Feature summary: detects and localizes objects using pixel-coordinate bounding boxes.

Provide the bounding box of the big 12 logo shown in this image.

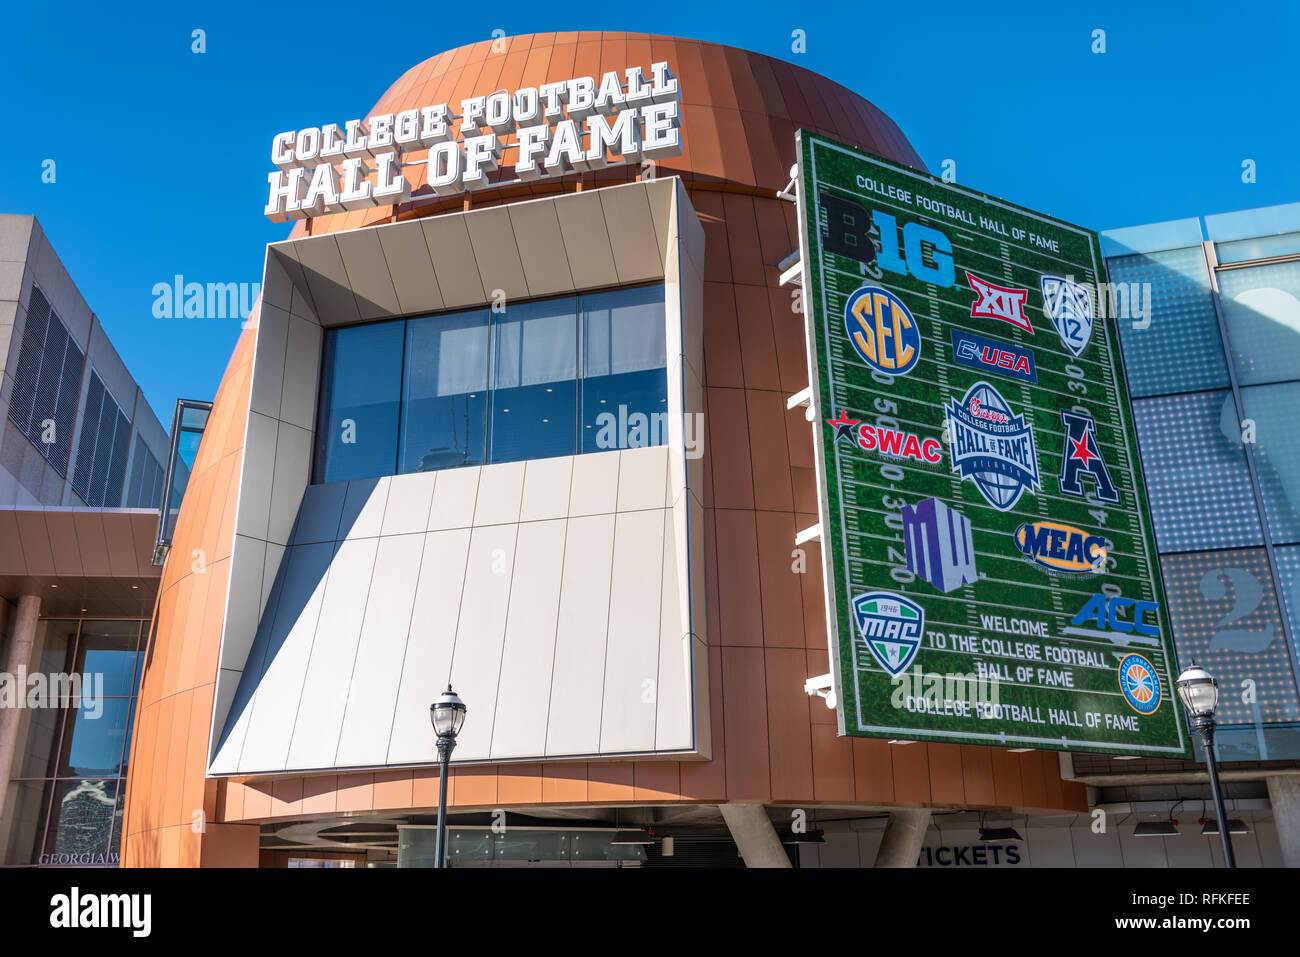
[820,193,955,288]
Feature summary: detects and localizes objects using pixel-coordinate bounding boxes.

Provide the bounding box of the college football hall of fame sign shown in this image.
[794,130,1189,757]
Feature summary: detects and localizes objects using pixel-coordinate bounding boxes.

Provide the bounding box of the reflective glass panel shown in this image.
[488,297,577,463]
[314,320,405,483]
[1217,260,1300,387]
[45,779,118,862]
[399,310,488,472]
[580,285,668,453]
[56,698,131,778]
[73,620,141,698]
[1241,382,1300,544]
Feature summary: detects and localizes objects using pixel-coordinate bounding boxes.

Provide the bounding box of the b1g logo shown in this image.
[966,271,1032,333]
[818,193,955,287]
[1118,653,1162,715]
[853,591,924,676]
[844,285,921,375]
[1041,275,1095,356]
[1013,520,1107,575]
[1058,409,1119,504]
[950,329,1037,384]
[947,381,1040,511]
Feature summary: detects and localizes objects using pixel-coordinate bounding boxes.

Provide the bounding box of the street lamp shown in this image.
[1176,664,1235,868]
[429,685,467,869]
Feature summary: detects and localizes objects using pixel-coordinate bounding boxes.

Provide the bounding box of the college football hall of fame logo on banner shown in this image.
[794,129,1189,759]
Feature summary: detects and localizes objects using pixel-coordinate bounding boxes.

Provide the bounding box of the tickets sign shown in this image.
[795,130,1188,757]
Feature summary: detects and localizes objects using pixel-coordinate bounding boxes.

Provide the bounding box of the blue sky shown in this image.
[1,0,1296,427]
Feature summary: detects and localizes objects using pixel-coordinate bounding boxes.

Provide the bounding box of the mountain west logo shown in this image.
[844,285,921,376]
[1014,520,1107,575]
[950,329,1037,383]
[853,592,925,676]
[1058,409,1119,503]
[827,411,942,464]
[966,271,1032,333]
[947,381,1040,512]
[904,497,977,593]
[1041,275,1094,356]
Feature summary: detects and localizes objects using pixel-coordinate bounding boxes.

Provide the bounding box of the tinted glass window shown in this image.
[488,297,578,464]
[314,320,405,483]
[580,285,669,453]
[1217,260,1300,387]
[401,310,489,472]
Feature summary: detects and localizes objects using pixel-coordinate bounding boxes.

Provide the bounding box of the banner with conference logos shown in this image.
[795,130,1188,756]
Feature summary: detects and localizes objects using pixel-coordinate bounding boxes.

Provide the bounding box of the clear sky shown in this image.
[2,0,1296,427]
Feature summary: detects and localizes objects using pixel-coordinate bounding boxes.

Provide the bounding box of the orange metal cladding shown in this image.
[121,33,1085,867]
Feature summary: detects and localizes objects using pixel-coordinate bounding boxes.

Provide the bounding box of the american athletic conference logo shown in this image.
[1117,653,1162,715]
[853,591,925,677]
[843,285,921,376]
[947,381,1041,512]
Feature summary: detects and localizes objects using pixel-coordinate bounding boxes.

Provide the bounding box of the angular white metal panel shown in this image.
[426,466,479,530]
[489,519,567,759]
[472,460,525,527]
[381,471,436,537]
[338,476,390,540]
[443,523,518,758]
[378,220,445,316]
[655,510,692,750]
[616,445,668,513]
[567,448,620,517]
[267,420,313,546]
[544,512,616,756]
[291,481,347,545]
[248,302,289,420]
[598,508,665,754]
[335,532,426,766]
[234,411,278,541]
[385,527,472,764]
[279,314,323,432]
[335,227,401,320]
[519,456,573,522]
[285,537,379,770]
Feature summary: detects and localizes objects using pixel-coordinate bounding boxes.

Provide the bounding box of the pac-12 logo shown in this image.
[1041,275,1095,356]
[947,381,1041,511]
[1058,409,1119,504]
[966,271,1032,333]
[1118,653,1162,715]
[844,285,921,376]
[1014,520,1107,575]
[853,591,925,676]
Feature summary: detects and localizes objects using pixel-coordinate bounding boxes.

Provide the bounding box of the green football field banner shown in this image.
[795,130,1189,757]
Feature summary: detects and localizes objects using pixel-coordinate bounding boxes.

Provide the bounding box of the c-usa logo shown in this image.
[1041,275,1094,357]
[853,592,924,676]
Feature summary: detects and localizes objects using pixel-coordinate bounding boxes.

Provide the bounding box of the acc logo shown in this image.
[1041,275,1095,357]
[950,329,1037,384]
[1065,593,1160,642]
[853,591,924,676]
[1013,521,1107,575]
[1059,410,1119,504]
[827,411,942,464]
[947,381,1041,511]
[1118,653,1162,715]
[966,271,1032,333]
[844,285,921,376]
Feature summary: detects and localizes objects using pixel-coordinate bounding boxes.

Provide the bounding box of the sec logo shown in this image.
[844,285,921,376]
[1118,653,1162,716]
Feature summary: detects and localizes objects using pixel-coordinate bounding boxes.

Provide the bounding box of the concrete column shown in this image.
[719,803,791,868]
[0,595,41,813]
[1266,775,1300,868]
[874,808,932,867]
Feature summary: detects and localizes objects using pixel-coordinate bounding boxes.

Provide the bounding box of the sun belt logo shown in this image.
[1064,593,1160,645]
[1058,409,1119,504]
[853,591,925,676]
[966,271,1032,333]
[950,329,1037,384]
[903,497,977,593]
[1013,520,1107,575]
[1118,653,1162,715]
[1041,275,1095,356]
[947,381,1040,511]
[843,285,922,375]
[827,410,942,464]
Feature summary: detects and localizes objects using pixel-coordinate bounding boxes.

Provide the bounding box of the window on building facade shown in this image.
[7,285,85,478]
[314,284,667,484]
[1216,260,1300,388]
[0,619,143,867]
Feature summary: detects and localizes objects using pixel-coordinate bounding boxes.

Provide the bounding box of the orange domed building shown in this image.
[120,32,1089,869]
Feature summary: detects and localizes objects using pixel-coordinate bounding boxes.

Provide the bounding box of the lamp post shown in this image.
[429,685,466,869]
[1176,664,1235,868]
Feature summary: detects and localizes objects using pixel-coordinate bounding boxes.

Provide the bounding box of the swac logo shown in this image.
[1041,275,1095,357]
[853,591,924,676]
[1118,653,1162,715]
[827,411,942,464]
[947,381,1040,511]
[1064,593,1160,645]
[966,271,1032,333]
[950,329,1037,384]
[1013,521,1107,575]
[843,285,922,376]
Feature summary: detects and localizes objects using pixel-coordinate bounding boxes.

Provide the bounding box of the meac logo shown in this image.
[843,285,921,375]
[1013,521,1107,575]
